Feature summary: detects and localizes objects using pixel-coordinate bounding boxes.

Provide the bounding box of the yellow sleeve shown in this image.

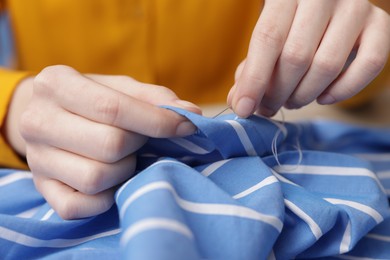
[0,68,30,169]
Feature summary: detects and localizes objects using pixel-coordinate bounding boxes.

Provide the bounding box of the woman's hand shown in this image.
[20,65,201,219]
[229,0,390,117]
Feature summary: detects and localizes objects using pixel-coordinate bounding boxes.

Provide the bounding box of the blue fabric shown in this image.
[1,107,389,259]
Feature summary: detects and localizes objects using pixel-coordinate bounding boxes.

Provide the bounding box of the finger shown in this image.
[258,1,333,116]
[21,106,147,163]
[27,144,136,195]
[86,74,202,115]
[226,60,246,106]
[230,0,297,118]
[234,60,247,82]
[318,7,390,104]
[285,1,371,109]
[34,66,196,137]
[34,176,115,219]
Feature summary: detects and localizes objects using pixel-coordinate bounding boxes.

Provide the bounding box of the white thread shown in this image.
[271,109,302,172]
[214,108,303,171]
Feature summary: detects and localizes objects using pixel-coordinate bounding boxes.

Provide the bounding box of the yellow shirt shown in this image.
[0,0,389,168]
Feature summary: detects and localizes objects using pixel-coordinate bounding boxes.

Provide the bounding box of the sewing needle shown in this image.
[212,106,231,118]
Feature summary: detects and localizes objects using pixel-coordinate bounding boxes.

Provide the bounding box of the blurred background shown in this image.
[0,11,13,66]
[0,8,388,126]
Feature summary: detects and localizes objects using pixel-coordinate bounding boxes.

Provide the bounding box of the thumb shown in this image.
[86,74,202,115]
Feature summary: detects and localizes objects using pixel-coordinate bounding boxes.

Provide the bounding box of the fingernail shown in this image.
[235,97,256,118]
[176,120,197,136]
[317,94,336,105]
[174,100,199,109]
[174,100,202,114]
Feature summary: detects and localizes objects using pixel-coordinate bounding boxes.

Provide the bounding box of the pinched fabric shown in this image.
[0,107,389,259]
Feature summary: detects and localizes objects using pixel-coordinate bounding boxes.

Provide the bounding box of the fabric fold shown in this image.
[0,107,389,259]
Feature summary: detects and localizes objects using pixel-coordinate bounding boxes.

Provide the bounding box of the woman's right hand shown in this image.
[20,65,201,219]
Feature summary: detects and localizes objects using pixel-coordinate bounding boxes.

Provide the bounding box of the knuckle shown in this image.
[56,195,80,220]
[341,86,358,99]
[363,54,387,76]
[34,65,70,92]
[149,120,165,137]
[80,164,105,195]
[351,0,371,15]
[242,65,269,87]
[314,54,343,77]
[100,130,126,163]
[148,116,175,137]
[25,149,41,172]
[289,92,312,108]
[94,95,121,124]
[254,25,284,49]
[235,60,246,81]
[19,109,44,141]
[281,43,312,69]
[57,188,114,220]
[31,175,42,192]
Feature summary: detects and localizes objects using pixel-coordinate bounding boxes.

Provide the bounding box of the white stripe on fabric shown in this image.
[339,221,352,254]
[324,198,383,224]
[0,227,120,248]
[120,181,283,232]
[366,233,390,242]
[200,159,232,177]
[355,153,390,162]
[121,218,193,246]
[116,160,189,200]
[274,165,386,194]
[0,171,32,187]
[233,176,279,199]
[119,182,170,219]
[151,159,190,168]
[225,120,257,156]
[15,206,41,219]
[377,171,390,180]
[274,165,377,178]
[271,170,299,186]
[169,138,210,154]
[284,199,323,240]
[40,209,55,221]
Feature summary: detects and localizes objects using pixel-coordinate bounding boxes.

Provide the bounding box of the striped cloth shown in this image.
[1,107,389,259]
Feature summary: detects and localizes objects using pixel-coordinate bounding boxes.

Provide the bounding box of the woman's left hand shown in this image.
[229,0,390,118]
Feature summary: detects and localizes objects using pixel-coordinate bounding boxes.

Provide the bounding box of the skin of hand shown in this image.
[16,65,201,219]
[228,0,390,118]
[4,77,34,157]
